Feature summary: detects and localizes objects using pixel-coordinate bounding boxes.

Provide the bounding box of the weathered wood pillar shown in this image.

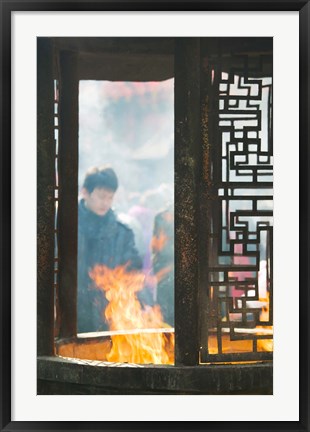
[174,38,201,366]
[58,50,79,338]
[37,38,55,356]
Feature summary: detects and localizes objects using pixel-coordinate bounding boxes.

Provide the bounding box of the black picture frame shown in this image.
[1,1,309,431]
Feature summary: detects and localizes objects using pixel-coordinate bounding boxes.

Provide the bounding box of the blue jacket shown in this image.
[77,200,142,333]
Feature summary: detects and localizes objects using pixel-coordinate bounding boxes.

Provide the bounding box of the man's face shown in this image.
[82,187,115,216]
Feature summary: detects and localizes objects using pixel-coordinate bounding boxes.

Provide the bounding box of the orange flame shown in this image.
[257,292,273,352]
[90,265,174,365]
[208,287,273,356]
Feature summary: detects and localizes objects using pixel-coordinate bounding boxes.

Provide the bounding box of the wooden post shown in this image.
[57,50,79,338]
[174,38,201,366]
[37,38,55,356]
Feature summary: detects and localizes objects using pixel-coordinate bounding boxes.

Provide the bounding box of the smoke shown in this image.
[78,79,174,213]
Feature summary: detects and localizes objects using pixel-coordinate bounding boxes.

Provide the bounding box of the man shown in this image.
[77,166,142,333]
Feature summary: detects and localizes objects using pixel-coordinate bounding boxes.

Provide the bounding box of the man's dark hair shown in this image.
[83,166,119,193]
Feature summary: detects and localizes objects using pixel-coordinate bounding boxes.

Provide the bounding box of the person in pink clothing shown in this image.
[229,243,254,300]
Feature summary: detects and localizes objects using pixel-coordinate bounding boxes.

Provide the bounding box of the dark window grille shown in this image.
[200,39,273,363]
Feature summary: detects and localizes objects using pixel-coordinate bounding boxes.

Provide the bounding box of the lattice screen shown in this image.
[200,39,273,363]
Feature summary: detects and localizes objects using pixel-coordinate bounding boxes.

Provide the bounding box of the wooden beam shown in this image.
[38,356,273,395]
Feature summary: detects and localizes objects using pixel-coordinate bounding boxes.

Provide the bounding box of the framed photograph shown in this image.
[2,0,309,430]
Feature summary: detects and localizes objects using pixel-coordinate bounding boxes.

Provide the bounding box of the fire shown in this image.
[90,265,174,365]
[208,283,273,356]
[227,258,273,353]
[257,292,273,352]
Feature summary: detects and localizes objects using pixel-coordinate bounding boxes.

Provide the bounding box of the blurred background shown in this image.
[78,79,174,214]
[78,79,175,304]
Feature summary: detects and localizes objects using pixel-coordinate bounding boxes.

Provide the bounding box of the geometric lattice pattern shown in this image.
[202,50,273,363]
